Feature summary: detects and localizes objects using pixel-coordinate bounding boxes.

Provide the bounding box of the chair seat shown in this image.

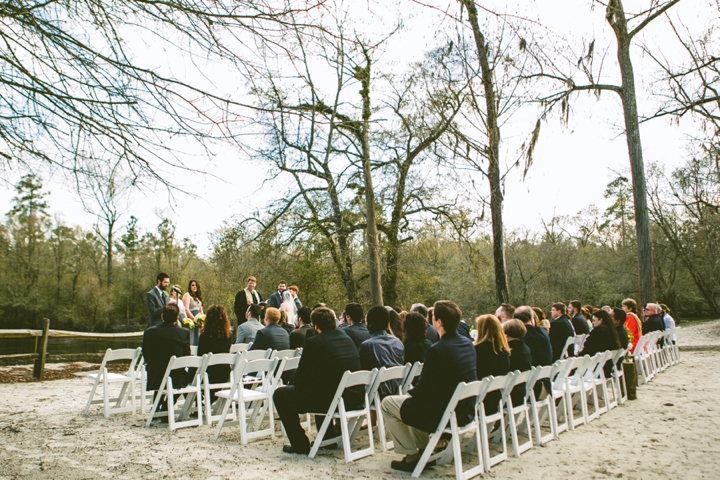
[216,388,269,403]
[87,372,133,382]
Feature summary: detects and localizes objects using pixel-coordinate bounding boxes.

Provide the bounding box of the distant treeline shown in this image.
[1,159,718,332]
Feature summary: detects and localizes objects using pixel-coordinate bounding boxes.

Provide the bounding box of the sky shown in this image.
[0,0,713,256]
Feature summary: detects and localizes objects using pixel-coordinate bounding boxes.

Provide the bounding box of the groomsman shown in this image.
[146,272,169,328]
[234,276,262,323]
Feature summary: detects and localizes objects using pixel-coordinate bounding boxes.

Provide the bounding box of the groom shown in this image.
[267,281,287,309]
[146,272,170,328]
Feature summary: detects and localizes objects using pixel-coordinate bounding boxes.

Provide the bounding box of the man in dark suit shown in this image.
[250,307,290,352]
[145,272,169,328]
[381,300,477,473]
[142,303,191,394]
[342,302,370,348]
[410,303,439,343]
[267,280,287,309]
[515,306,553,397]
[289,307,312,349]
[274,306,363,455]
[643,303,666,334]
[549,302,576,362]
[233,276,262,323]
[359,306,404,397]
[569,300,590,335]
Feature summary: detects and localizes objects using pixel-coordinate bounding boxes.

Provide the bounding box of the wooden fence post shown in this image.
[33,318,50,379]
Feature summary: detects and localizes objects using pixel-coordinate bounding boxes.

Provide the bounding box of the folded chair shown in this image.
[146,355,206,431]
[411,380,484,479]
[213,357,279,445]
[83,347,142,418]
[309,369,377,463]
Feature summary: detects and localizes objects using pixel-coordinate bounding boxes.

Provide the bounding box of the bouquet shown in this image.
[194,314,206,329]
[182,318,196,330]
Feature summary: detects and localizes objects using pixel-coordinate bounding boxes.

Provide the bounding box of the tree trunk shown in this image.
[357,56,383,307]
[607,0,654,307]
[461,0,510,305]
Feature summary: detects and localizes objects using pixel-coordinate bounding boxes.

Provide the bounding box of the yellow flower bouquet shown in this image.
[182,318,196,330]
[194,314,206,329]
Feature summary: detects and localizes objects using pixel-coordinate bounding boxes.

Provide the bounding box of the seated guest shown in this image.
[403,313,432,364]
[473,314,510,414]
[456,318,473,340]
[381,301,477,473]
[409,303,439,343]
[278,310,295,334]
[359,306,405,398]
[621,298,643,353]
[343,302,371,348]
[549,302,575,362]
[250,307,290,352]
[643,303,666,334]
[289,307,312,349]
[569,300,590,335]
[386,307,404,339]
[612,307,630,350]
[579,309,621,376]
[274,307,362,455]
[197,304,233,402]
[503,319,532,407]
[514,306,552,397]
[142,303,191,405]
[660,303,677,344]
[495,303,516,323]
[236,304,263,344]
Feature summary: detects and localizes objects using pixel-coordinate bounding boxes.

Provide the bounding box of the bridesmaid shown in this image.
[183,279,204,346]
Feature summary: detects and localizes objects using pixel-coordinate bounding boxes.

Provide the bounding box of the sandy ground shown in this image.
[1,321,719,479]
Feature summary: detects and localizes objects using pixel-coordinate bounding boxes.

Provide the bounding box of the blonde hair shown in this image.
[474,314,511,355]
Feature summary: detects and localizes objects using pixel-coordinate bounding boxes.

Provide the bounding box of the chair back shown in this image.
[561,336,575,359]
[400,361,423,394]
[243,349,273,361]
[231,343,251,354]
[367,364,409,406]
[102,348,142,375]
[272,349,297,359]
[240,358,279,393]
[526,364,553,398]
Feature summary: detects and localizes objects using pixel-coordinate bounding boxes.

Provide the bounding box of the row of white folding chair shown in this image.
[230,342,252,353]
[635,329,680,384]
[560,334,587,359]
[83,348,143,418]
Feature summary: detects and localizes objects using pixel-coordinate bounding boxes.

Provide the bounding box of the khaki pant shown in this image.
[381,394,429,458]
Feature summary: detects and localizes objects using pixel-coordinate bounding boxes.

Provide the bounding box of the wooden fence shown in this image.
[0,320,143,379]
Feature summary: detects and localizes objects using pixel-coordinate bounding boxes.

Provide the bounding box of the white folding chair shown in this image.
[400,362,423,394]
[671,327,681,364]
[610,348,628,405]
[83,348,142,418]
[202,353,239,425]
[499,370,533,457]
[271,349,299,360]
[560,336,576,360]
[361,364,409,451]
[309,370,377,463]
[526,365,555,445]
[634,335,653,384]
[134,356,154,414]
[585,351,611,420]
[565,355,591,430]
[573,334,588,356]
[411,380,484,479]
[230,343,251,354]
[146,355,206,431]
[269,355,310,434]
[478,375,509,471]
[547,359,572,437]
[213,357,279,444]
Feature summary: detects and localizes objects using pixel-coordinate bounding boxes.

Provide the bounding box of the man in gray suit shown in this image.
[146,272,170,327]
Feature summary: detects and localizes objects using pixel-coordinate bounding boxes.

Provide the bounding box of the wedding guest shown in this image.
[278,310,295,334]
[612,307,630,350]
[403,313,432,364]
[182,279,204,321]
[236,304,263,344]
[621,298,643,353]
[409,303,439,343]
[343,303,370,348]
[474,314,510,414]
[250,307,290,352]
[197,305,232,402]
[387,307,404,339]
[289,307,312,349]
[359,306,405,398]
[579,309,621,376]
[503,319,532,407]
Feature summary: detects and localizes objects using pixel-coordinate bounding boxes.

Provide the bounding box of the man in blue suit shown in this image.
[381,300,477,473]
[250,307,290,352]
[146,272,169,328]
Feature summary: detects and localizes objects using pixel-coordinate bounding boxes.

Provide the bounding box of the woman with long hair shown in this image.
[197,305,232,402]
[403,313,431,364]
[579,309,622,376]
[182,279,203,346]
[278,309,294,334]
[386,307,404,339]
[474,314,511,414]
[621,298,642,353]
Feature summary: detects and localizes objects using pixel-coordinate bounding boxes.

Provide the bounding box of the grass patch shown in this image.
[678,318,719,327]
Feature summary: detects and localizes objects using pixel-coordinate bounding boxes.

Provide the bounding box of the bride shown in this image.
[280,290,298,326]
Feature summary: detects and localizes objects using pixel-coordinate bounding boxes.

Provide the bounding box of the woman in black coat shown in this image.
[403,313,432,364]
[197,305,233,402]
[579,309,622,376]
[474,314,511,414]
[503,319,533,407]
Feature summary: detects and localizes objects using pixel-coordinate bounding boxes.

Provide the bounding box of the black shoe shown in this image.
[390,458,436,473]
[283,444,310,455]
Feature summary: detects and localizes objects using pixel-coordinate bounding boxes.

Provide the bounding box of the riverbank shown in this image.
[1,321,719,479]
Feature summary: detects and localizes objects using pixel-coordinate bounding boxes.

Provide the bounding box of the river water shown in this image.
[0,337,142,356]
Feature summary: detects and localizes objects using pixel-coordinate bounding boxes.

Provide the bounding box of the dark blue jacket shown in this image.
[524,325,553,367]
[142,322,191,391]
[344,323,371,349]
[250,323,290,352]
[550,315,575,362]
[401,330,477,433]
[571,314,590,335]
